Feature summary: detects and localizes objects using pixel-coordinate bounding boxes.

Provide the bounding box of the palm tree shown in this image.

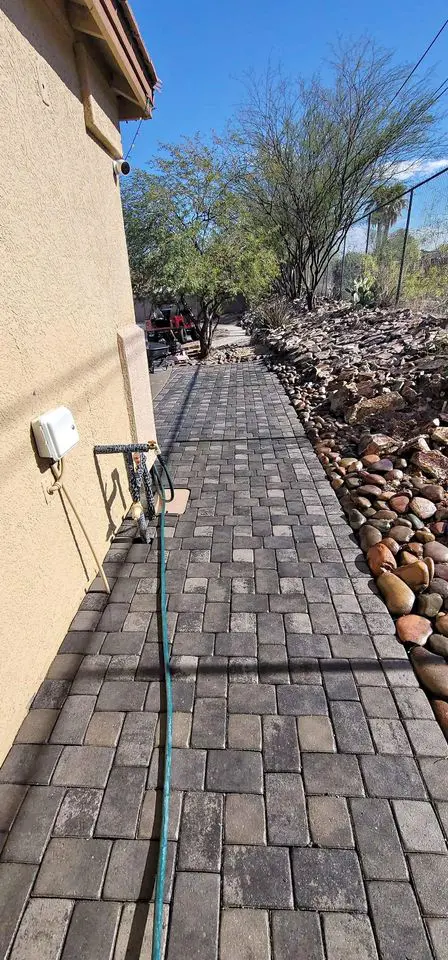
[369,183,407,251]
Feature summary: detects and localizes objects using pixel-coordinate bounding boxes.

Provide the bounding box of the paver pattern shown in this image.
[0,362,447,959]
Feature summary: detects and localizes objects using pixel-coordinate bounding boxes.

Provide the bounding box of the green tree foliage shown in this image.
[122,136,277,356]
[233,40,443,309]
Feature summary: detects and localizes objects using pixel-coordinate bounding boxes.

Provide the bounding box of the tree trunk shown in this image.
[305,289,314,310]
[196,303,215,359]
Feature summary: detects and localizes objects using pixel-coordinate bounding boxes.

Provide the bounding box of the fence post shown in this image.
[365,214,371,254]
[395,188,414,306]
[339,235,347,299]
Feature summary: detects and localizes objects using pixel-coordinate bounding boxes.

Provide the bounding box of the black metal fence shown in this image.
[321,164,448,311]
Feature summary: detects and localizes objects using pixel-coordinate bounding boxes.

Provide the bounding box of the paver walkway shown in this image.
[0,362,447,959]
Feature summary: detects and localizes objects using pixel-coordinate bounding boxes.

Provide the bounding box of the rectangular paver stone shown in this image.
[207,750,263,794]
[393,800,446,852]
[228,684,276,714]
[34,838,111,898]
[9,898,73,960]
[95,766,146,838]
[350,798,408,879]
[0,863,37,958]
[2,786,63,863]
[227,714,261,750]
[265,773,308,845]
[368,881,433,959]
[224,845,293,908]
[272,912,324,959]
[410,854,448,916]
[220,909,271,960]
[60,901,121,960]
[262,716,300,772]
[322,913,379,960]
[292,848,366,911]
[50,696,96,745]
[115,712,157,766]
[52,746,114,788]
[167,872,220,960]
[0,745,62,785]
[225,794,266,845]
[178,792,223,872]
[191,698,226,749]
[302,754,365,796]
[53,788,103,838]
[277,685,327,716]
[360,755,426,798]
[308,796,354,849]
[331,701,374,753]
[96,681,148,711]
[103,838,176,902]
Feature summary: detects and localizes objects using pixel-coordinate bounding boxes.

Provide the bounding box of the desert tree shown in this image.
[122,135,277,356]
[233,41,445,308]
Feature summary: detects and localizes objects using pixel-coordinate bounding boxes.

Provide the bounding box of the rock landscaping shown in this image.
[258,301,448,737]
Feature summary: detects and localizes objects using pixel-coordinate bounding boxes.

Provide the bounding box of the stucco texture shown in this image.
[0,0,151,761]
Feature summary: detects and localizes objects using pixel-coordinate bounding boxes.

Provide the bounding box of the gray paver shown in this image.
[167,873,220,960]
[302,753,365,796]
[207,749,263,794]
[34,838,111,898]
[323,913,379,960]
[227,714,261,749]
[271,912,324,960]
[0,863,37,958]
[52,746,114,788]
[393,800,446,852]
[9,898,73,960]
[368,881,433,959]
[223,845,293,908]
[61,901,120,959]
[115,711,157,766]
[138,790,183,840]
[410,854,448,916]
[331,701,374,753]
[308,796,354,848]
[225,794,266,844]
[95,766,146,838]
[178,792,223,871]
[428,919,448,960]
[0,784,27,832]
[292,848,366,910]
[262,715,300,771]
[0,745,62,785]
[2,786,63,863]
[220,909,271,960]
[265,773,308,845]
[53,788,103,838]
[191,698,226,748]
[350,798,408,879]
[360,755,426,798]
[103,838,176,902]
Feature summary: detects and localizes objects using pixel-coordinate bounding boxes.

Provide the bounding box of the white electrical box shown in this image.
[31,406,79,461]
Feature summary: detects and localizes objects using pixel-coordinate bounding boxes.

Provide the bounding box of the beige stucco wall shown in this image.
[0,0,152,762]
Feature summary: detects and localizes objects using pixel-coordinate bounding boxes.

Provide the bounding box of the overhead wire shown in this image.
[388,17,448,106]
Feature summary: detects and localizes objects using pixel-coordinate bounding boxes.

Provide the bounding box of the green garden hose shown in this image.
[151,456,174,960]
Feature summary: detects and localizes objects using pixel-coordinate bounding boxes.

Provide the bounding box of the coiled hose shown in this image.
[150,455,174,959]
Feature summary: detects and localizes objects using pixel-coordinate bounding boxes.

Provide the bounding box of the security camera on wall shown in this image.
[114,158,131,176]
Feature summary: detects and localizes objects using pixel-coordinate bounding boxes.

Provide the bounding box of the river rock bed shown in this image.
[259,302,448,737]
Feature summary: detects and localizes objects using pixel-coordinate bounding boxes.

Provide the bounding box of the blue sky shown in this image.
[124,0,448,172]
